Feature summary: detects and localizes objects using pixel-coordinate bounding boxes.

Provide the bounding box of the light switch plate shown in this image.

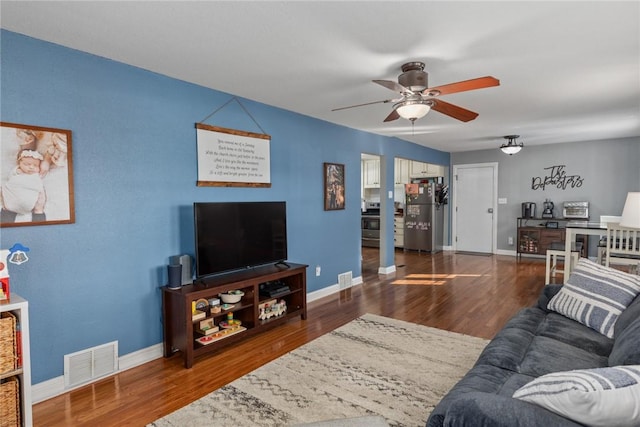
[498,198,507,204]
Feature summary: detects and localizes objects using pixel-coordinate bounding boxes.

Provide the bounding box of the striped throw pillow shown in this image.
[547,258,640,338]
[513,365,640,427]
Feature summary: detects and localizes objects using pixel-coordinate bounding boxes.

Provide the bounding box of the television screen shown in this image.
[194,201,288,278]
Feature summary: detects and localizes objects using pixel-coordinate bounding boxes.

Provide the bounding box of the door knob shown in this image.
[488,208,494,213]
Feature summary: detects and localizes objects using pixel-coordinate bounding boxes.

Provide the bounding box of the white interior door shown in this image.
[453,163,497,254]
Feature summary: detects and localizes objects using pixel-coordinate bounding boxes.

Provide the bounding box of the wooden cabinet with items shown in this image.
[517,218,588,258]
[162,263,307,368]
[394,216,405,248]
[1,294,32,427]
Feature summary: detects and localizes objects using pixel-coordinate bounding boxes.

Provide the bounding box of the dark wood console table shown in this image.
[162,263,307,368]
[517,217,588,258]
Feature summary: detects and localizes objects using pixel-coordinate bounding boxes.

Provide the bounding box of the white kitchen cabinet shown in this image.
[409,161,427,178]
[409,161,445,178]
[394,158,409,185]
[363,159,380,188]
[428,164,445,177]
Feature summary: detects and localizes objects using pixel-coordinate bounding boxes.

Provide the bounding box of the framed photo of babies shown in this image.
[0,122,74,227]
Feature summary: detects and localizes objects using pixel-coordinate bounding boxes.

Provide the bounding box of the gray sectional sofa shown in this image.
[427,258,640,427]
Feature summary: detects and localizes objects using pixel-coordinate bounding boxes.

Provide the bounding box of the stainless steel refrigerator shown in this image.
[404,183,444,253]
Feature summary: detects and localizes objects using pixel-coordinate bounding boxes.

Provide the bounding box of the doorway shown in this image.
[361,153,383,270]
[452,163,498,254]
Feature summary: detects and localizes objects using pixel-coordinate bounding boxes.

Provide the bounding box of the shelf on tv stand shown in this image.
[162,262,307,368]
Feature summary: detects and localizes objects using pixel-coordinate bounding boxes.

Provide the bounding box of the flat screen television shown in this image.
[194,201,288,278]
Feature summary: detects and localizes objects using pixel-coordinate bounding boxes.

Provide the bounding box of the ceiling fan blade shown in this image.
[373,79,407,93]
[425,76,500,96]
[431,99,479,122]
[383,109,400,122]
[331,99,394,112]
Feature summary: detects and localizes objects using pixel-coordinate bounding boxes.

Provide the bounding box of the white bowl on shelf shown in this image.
[219,291,244,304]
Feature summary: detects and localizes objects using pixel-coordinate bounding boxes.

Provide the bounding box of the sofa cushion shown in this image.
[610,316,640,366]
[615,293,640,338]
[441,392,585,427]
[535,312,613,357]
[547,258,640,338]
[517,336,609,377]
[513,365,640,427]
[476,309,611,376]
[426,365,536,427]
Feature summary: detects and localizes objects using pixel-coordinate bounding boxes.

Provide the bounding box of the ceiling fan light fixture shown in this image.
[500,135,524,155]
[395,100,431,121]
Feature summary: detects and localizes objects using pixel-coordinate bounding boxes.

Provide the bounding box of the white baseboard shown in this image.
[119,343,164,371]
[32,343,164,404]
[377,265,396,275]
[31,376,65,404]
[307,275,363,302]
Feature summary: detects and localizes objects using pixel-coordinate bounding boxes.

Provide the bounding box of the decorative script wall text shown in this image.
[531,165,583,191]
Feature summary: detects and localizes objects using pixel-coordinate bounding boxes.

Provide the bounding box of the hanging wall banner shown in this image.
[195,123,271,187]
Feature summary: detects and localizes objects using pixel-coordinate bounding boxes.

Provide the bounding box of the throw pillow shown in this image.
[547,258,640,338]
[513,365,640,427]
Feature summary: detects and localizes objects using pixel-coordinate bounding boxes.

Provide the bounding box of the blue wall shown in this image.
[0,30,449,384]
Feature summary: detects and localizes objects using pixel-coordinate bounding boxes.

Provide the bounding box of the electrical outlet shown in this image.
[315,265,321,276]
[508,236,514,245]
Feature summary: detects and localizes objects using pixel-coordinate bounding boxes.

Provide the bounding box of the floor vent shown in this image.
[64,341,118,388]
[338,271,353,290]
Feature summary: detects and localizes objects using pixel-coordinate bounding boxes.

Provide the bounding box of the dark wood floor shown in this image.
[33,249,547,426]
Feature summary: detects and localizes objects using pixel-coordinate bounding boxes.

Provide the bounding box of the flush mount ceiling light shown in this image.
[500,135,524,155]
[394,99,433,122]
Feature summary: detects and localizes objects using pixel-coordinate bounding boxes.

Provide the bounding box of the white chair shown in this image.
[546,241,582,284]
[597,215,622,264]
[605,223,640,274]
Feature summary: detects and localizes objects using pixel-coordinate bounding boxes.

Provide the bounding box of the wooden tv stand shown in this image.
[162,262,307,368]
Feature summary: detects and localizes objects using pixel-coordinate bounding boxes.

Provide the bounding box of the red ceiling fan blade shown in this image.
[383,109,400,122]
[425,76,499,96]
[431,99,479,122]
[373,79,407,93]
[331,99,394,111]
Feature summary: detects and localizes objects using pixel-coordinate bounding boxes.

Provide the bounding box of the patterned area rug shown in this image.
[149,314,488,427]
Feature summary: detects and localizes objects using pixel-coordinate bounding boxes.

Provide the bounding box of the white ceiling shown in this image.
[1,1,639,153]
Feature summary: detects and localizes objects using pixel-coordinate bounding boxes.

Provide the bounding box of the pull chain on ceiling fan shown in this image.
[332,62,500,124]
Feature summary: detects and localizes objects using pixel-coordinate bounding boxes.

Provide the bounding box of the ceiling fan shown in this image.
[332,62,500,123]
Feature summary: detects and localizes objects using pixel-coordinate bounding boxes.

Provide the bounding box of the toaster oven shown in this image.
[563,201,589,219]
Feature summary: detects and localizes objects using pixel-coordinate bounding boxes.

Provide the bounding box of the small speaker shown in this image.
[170,254,193,285]
[167,264,182,289]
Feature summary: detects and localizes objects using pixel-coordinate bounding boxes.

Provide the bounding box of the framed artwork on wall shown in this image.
[195,123,271,188]
[0,122,75,227]
[324,162,345,211]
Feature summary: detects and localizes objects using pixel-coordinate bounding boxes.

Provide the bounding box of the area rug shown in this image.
[148,314,488,427]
